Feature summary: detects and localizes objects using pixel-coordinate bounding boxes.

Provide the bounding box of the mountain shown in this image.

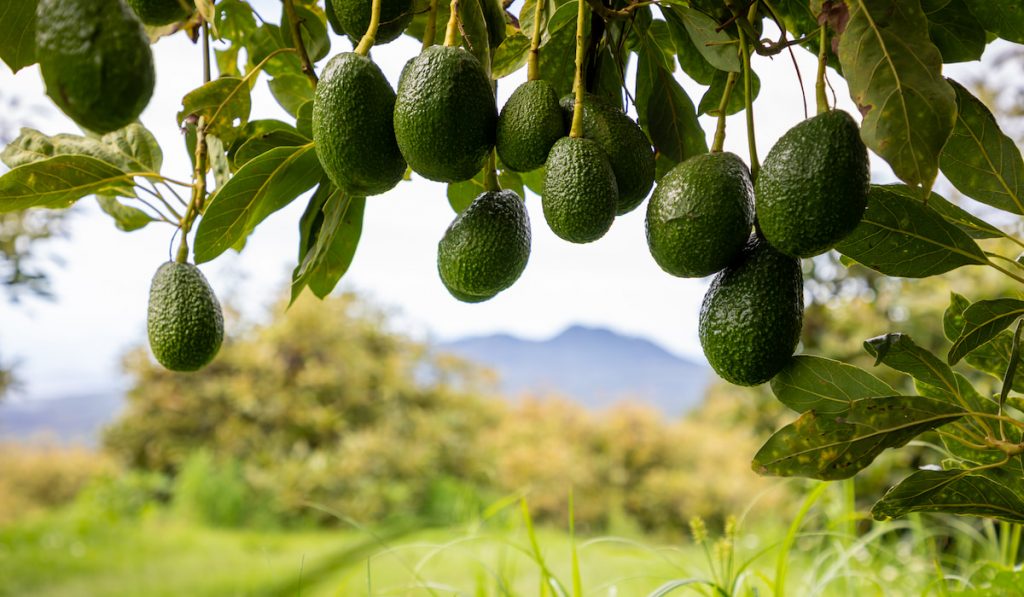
[0,391,123,445]
[439,325,711,416]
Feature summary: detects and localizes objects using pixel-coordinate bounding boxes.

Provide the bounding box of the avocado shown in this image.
[147,262,224,372]
[560,94,655,215]
[394,45,498,182]
[542,136,617,243]
[496,80,564,172]
[699,234,804,386]
[331,0,413,44]
[125,0,193,25]
[755,110,869,257]
[325,0,345,35]
[36,0,155,134]
[313,53,406,197]
[646,152,754,277]
[438,189,531,302]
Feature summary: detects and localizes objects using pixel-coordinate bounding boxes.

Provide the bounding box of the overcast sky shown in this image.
[0,1,991,400]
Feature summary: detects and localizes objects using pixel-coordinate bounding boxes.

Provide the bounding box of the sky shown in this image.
[0,1,992,400]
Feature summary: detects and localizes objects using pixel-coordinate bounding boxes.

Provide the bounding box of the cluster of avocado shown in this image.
[646,110,869,386]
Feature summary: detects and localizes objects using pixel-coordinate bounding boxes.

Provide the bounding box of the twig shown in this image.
[284,0,319,85]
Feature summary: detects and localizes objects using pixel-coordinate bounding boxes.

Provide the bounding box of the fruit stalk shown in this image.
[284,0,319,84]
[738,3,759,179]
[569,0,588,139]
[443,0,460,46]
[815,24,828,114]
[354,0,383,56]
[527,0,544,81]
[176,21,213,264]
[422,0,439,49]
[711,72,739,153]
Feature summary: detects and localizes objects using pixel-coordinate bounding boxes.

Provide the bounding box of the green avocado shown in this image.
[331,0,413,44]
[125,0,193,26]
[699,234,804,386]
[438,189,531,302]
[755,110,869,257]
[313,53,406,197]
[560,94,655,215]
[542,136,617,244]
[36,0,155,134]
[646,152,754,278]
[496,80,564,172]
[394,45,498,183]
[325,0,345,35]
[147,262,224,372]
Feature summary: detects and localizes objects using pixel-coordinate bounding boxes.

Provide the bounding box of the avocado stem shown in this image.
[711,72,739,153]
[176,21,213,265]
[737,4,759,179]
[354,0,382,56]
[443,0,460,47]
[815,24,828,114]
[422,0,439,49]
[569,0,588,139]
[285,0,319,84]
[484,150,500,191]
[527,0,544,81]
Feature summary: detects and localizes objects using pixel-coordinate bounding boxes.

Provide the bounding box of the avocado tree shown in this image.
[3,0,1024,524]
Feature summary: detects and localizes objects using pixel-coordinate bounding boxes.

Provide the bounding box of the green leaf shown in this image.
[923,0,985,63]
[248,24,305,78]
[215,0,259,41]
[96,196,155,232]
[447,167,525,214]
[963,0,1024,43]
[636,49,707,167]
[2,125,163,174]
[837,0,956,190]
[948,298,1024,365]
[863,332,963,400]
[671,6,740,72]
[0,0,36,72]
[291,188,365,302]
[268,74,315,117]
[698,69,758,117]
[280,3,330,63]
[662,7,715,85]
[884,184,1002,240]
[491,32,531,79]
[771,355,896,414]
[835,185,988,278]
[177,77,253,145]
[458,0,491,73]
[233,130,309,170]
[944,293,1024,393]
[939,80,1024,216]
[206,134,231,191]
[872,467,1024,524]
[537,11,577,98]
[0,155,134,212]
[194,144,322,263]
[753,395,964,480]
[295,101,314,139]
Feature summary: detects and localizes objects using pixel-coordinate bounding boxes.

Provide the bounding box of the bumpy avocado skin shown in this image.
[332,0,413,44]
[542,137,617,244]
[560,94,656,215]
[325,0,345,35]
[646,152,754,278]
[394,46,498,183]
[496,80,564,173]
[755,110,869,257]
[438,190,531,302]
[313,53,406,197]
[699,235,804,386]
[147,262,225,372]
[36,0,155,134]
[125,0,194,25]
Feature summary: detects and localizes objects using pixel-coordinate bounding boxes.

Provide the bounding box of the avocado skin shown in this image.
[699,234,803,386]
[147,262,224,372]
[325,0,345,35]
[438,190,531,302]
[331,0,413,44]
[542,137,617,244]
[560,94,655,215]
[36,0,155,134]
[496,80,563,172]
[394,46,498,183]
[313,53,406,197]
[646,152,753,278]
[755,110,869,257]
[125,0,193,25]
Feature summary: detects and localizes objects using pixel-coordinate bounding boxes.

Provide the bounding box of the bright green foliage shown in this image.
[559,94,656,215]
[146,262,224,372]
[125,0,194,26]
[756,110,869,257]
[35,0,154,134]
[313,53,405,197]
[331,0,413,44]
[394,45,497,182]
[437,189,531,302]
[699,235,803,386]
[646,151,753,278]
[496,80,563,173]
[542,137,617,244]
